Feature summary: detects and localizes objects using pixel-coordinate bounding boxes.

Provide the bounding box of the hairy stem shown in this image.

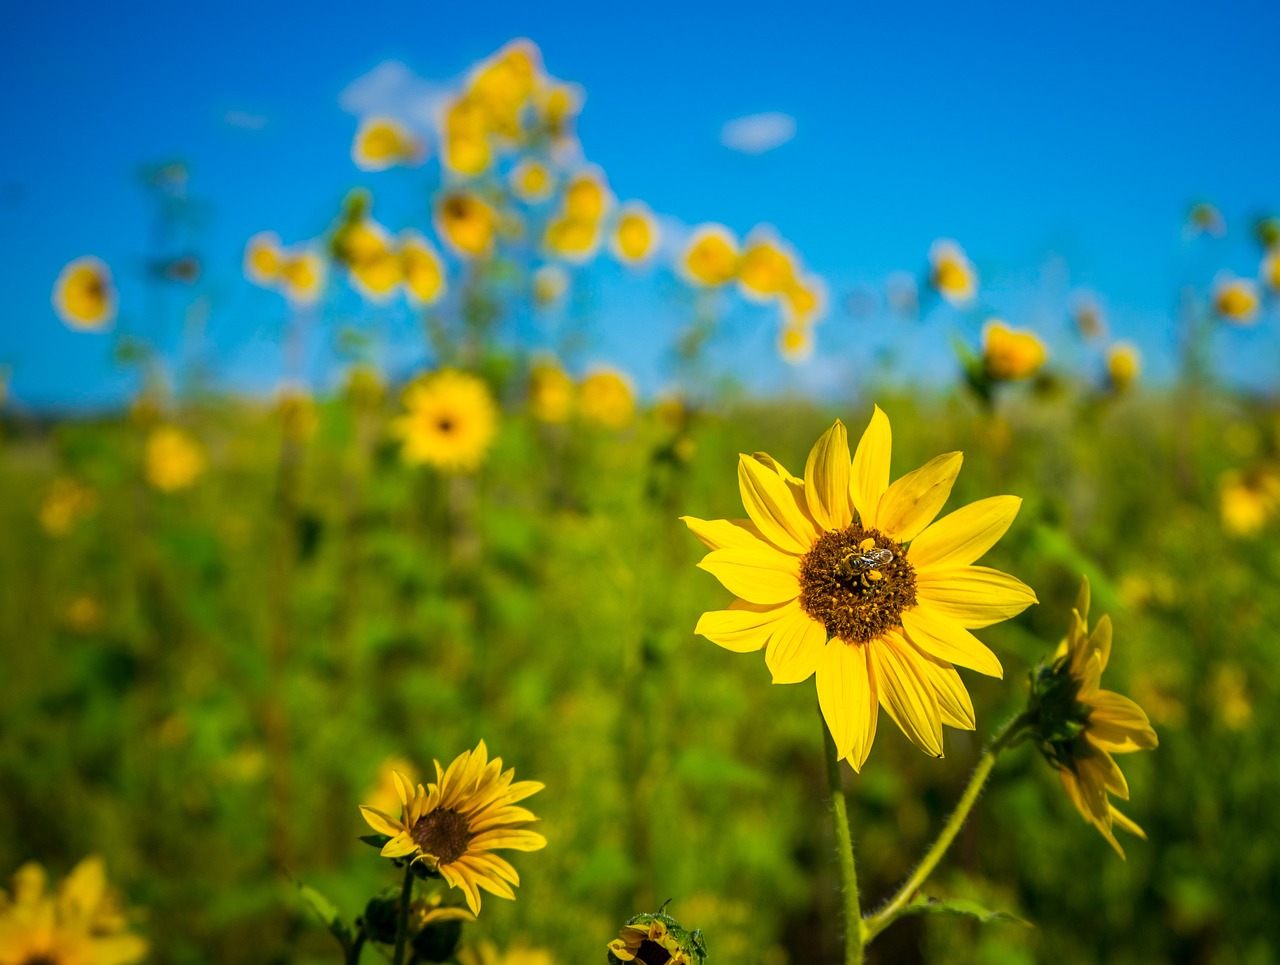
[822,706,864,965]
[392,863,414,965]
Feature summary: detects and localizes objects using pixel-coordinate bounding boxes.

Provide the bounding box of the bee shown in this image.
[838,546,894,584]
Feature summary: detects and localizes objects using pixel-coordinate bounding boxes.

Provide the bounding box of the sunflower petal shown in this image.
[911,649,976,730]
[900,606,1003,678]
[816,641,877,769]
[695,599,798,652]
[469,829,548,851]
[764,608,827,684]
[877,452,963,542]
[850,405,891,527]
[738,454,817,553]
[804,420,853,530]
[1086,691,1158,751]
[680,515,765,552]
[380,833,418,858]
[871,633,944,757]
[907,495,1022,571]
[914,566,1038,628]
[697,547,801,606]
[360,806,404,838]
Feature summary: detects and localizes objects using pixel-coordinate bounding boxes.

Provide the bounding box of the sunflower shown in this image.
[279,248,326,306]
[509,159,554,203]
[391,370,498,473]
[777,323,814,364]
[244,232,284,285]
[683,408,1036,769]
[981,320,1047,381]
[531,264,570,307]
[145,427,205,493]
[578,368,635,430]
[399,231,446,306]
[527,359,574,423]
[543,216,601,262]
[352,116,423,171]
[1105,342,1140,393]
[39,477,98,537]
[738,235,797,302]
[607,912,706,965]
[359,741,546,915]
[1263,249,1280,293]
[611,204,659,264]
[0,856,147,965]
[53,257,115,330]
[1028,578,1158,858]
[333,218,401,301]
[436,191,498,259]
[928,239,977,306]
[680,226,739,287]
[1212,275,1261,324]
[562,170,610,221]
[781,274,826,326]
[1219,465,1280,536]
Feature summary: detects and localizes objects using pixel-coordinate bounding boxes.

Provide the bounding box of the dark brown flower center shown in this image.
[798,525,916,644]
[636,940,675,965]
[22,956,62,965]
[410,807,473,864]
[436,416,455,434]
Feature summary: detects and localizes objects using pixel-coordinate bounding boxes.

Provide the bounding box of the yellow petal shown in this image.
[1088,614,1113,674]
[1086,691,1158,751]
[469,828,548,851]
[870,633,943,757]
[764,608,827,684]
[911,649,976,730]
[1109,805,1146,840]
[914,566,1038,628]
[900,606,1003,678]
[381,833,418,858]
[850,405,891,526]
[697,547,801,606]
[360,806,405,838]
[876,452,963,542]
[907,495,1022,571]
[804,420,853,530]
[738,454,817,553]
[695,599,798,652]
[816,641,877,770]
[680,515,766,552]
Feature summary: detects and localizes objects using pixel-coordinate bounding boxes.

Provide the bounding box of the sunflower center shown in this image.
[636,940,675,965]
[22,956,62,965]
[437,416,455,434]
[411,807,472,864]
[798,525,916,644]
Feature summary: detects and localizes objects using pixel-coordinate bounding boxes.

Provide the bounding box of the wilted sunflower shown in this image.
[53,257,115,330]
[928,239,977,306]
[683,408,1035,769]
[436,191,499,258]
[982,320,1047,381]
[1028,578,1158,857]
[611,204,659,264]
[351,116,423,171]
[145,426,205,493]
[391,369,498,473]
[0,856,147,965]
[359,741,546,915]
[680,225,739,287]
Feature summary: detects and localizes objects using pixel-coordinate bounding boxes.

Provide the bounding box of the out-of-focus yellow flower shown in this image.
[359,741,545,914]
[466,39,542,139]
[1219,465,1280,536]
[1072,297,1107,339]
[683,410,1034,770]
[0,856,148,965]
[928,239,977,306]
[391,369,498,473]
[39,477,98,537]
[680,226,739,287]
[1212,275,1261,324]
[53,257,115,330]
[531,264,570,307]
[64,595,105,634]
[343,364,386,409]
[363,756,419,819]
[738,235,797,301]
[534,80,582,141]
[543,216,601,262]
[1187,201,1225,238]
[981,320,1047,381]
[1106,342,1141,393]
[528,359,574,423]
[436,191,498,259]
[509,159,555,202]
[351,116,423,171]
[442,96,493,176]
[611,204,659,264]
[1210,663,1252,730]
[246,233,325,305]
[244,232,284,285]
[275,384,318,442]
[578,368,635,430]
[145,426,205,493]
[777,323,814,364]
[1031,578,1158,858]
[781,274,826,326]
[399,231,446,306]
[334,218,401,301]
[563,170,610,222]
[459,941,557,965]
[1260,249,1280,292]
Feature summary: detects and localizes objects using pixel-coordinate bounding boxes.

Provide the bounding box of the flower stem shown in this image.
[392,863,414,965]
[862,712,1028,943]
[822,707,864,965]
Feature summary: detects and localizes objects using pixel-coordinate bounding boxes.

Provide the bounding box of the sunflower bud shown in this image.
[606,910,708,965]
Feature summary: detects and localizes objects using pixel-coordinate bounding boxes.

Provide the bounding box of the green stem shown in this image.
[862,712,1028,943]
[345,931,366,965]
[392,863,414,965]
[822,706,864,965]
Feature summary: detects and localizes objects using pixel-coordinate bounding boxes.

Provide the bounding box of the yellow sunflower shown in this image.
[359,740,546,915]
[683,408,1036,769]
[562,170,610,222]
[578,368,635,430]
[333,218,401,301]
[1031,578,1158,858]
[543,216,601,263]
[442,97,493,177]
[1219,465,1280,536]
[436,191,498,259]
[352,116,423,171]
[611,204,659,264]
[528,359,574,423]
[738,235,798,302]
[53,257,115,330]
[0,856,147,965]
[777,323,814,364]
[531,264,570,307]
[399,231,447,306]
[39,477,98,537]
[145,427,205,493]
[244,232,284,286]
[391,369,498,473]
[458,941,557,965]
[1212,275,1261,324]
[279,248,326,306]
[1106,342,1140,393]
[928,239,977,306]
[680,226,739,287]
[509,159,555,203]
[981,320,1047,381]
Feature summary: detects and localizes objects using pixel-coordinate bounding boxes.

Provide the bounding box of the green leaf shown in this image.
[899,895,1032,928]
[295,880,353,950]
[359,833,392,849]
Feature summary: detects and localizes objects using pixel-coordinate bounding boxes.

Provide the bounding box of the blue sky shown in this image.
[2,0,1278,409]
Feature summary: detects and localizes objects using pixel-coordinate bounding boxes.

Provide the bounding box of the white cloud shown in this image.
[224,110,268,130]
[720,112,796,155]
[339,60,449,129]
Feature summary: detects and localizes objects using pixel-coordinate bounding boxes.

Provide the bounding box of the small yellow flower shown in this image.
[458,941,557,965]
[928,239,977,306]
[391,369,498,473]
[777,322,814,364]
[1263,249,1280,292]
[359,740,546,915]
[279,248,326,306]
[738,235,798,301]
[681,226,739,287]
[65,595,106,634]
[1209,663,1252,730]
[53,257,115,330]
[781,274,826,326]
[145,426,205,493]
[333,218,401,301]
[275,383,318,442]
[534,81,582,141]
[442,97,493,176]
[0,856,148,965]
[1105,342,1140,393]
[1219,465,1280,536]
[466,39,542,139]
[244,232,284,285]
[562,170,610,222]
[531,264,570,307]
[399,231,447,306]
[509,159,555,202]
[528,359,574,423]
[1030,578,1158,858]
[436,191,498,259]
[981,320,1047,381]
[578,368,635,430]
[1212,275,1261,324]
[542,216,601,262]
[683,409,1036,769]
[39,477,98,537]
[611,204,659,264]
[352,116,423,171]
